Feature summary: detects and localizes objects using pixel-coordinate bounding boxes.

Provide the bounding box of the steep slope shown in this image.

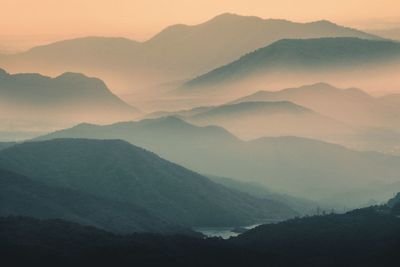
[1,14,380,96]
[181,38,400,98]
[0,68,139,132]
[0,168,182,234]
[36,118,400,204]
[0,138,296,226]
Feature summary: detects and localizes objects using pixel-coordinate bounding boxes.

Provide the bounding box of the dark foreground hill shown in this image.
[0,168,186,234]
[37,117,400,205]
[1,204,400,267]
[0,138,296,227]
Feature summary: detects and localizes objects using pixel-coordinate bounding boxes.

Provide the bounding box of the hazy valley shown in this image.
[1,8,400,267]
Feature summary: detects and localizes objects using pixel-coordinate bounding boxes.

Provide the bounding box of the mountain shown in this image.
[0,14,381,102]
[0,68,139,134]
[208,175,318,215]
[0,168,185,234]
[36,117,400,205]
[179,101,352,140]
[387,192,400,208]
[0,142,15,150]
[2,205,400,267]
[231,83,400,128]
[226,83,400,152]
[180,38,400,99]
[233,207,400,267]
[0,138,296,227]
[367,27,400,40]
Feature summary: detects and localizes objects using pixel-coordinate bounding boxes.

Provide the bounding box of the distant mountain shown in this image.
[0,14,381,99]
[0,138,296,227]
[208,175,318,215]
[36,118,400,205]
[380,93,400,107]
[180,38,400,98]
[367,27,400,40]
[182,101,352,140]
[0,168,184,234]
[231,83,400,128]
[0,68,139,133]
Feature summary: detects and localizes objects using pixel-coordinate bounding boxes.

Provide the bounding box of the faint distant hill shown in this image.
[367,27,400,40]
[0,138,296,227]
[0,14,381,97]
[231,83,400,130]
[181,101,351,140]
[180,38,400,99]
[0,68,139,132]
[36,117,400,206]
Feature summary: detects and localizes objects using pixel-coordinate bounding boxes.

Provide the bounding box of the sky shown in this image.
[1,0,400,52]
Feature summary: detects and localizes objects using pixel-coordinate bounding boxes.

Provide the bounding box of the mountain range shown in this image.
[0,14,381,104]
[36,117,400,206]
[0,68,139,134]
[179,38,400,101]
[0,168,185,234]
[0,138,296,228]
[149,100,353,140]
[231,83,400,127]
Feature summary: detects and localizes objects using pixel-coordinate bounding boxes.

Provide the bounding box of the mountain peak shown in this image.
[0,68,8,77]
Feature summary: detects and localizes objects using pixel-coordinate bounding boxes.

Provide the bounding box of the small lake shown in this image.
[195,219,282,239]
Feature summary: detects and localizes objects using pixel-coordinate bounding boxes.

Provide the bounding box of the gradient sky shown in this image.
[1,0,400,51]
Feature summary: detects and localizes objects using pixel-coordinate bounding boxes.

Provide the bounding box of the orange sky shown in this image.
[1,0,400,51]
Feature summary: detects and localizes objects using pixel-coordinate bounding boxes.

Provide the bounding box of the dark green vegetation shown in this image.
[0,141,15,150]
[2,202,399,267]
[0,168,188,234]
[38,117,400,206]
[0,138,296,228]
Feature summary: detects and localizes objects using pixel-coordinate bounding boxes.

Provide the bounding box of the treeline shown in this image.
[1,204,400,267]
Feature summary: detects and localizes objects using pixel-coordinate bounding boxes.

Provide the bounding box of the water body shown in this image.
[195,219,282,239]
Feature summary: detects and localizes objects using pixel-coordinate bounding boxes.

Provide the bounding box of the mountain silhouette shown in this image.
[0,138,296,227]
[180,38,400,98]
[36,118,400,205]
[0,68,139,133]
[0,14,381,98]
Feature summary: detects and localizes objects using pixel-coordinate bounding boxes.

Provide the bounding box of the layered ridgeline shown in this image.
[0,138,296,228]
[0,168,185,234]
[180,38,400,101]
[231,83,400,129]
[0,68,139,137]
[147,100,353,141]
[147,85,400,154]
[2,199,400,267]
[37,117,400,207]
[0,14,380,96]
